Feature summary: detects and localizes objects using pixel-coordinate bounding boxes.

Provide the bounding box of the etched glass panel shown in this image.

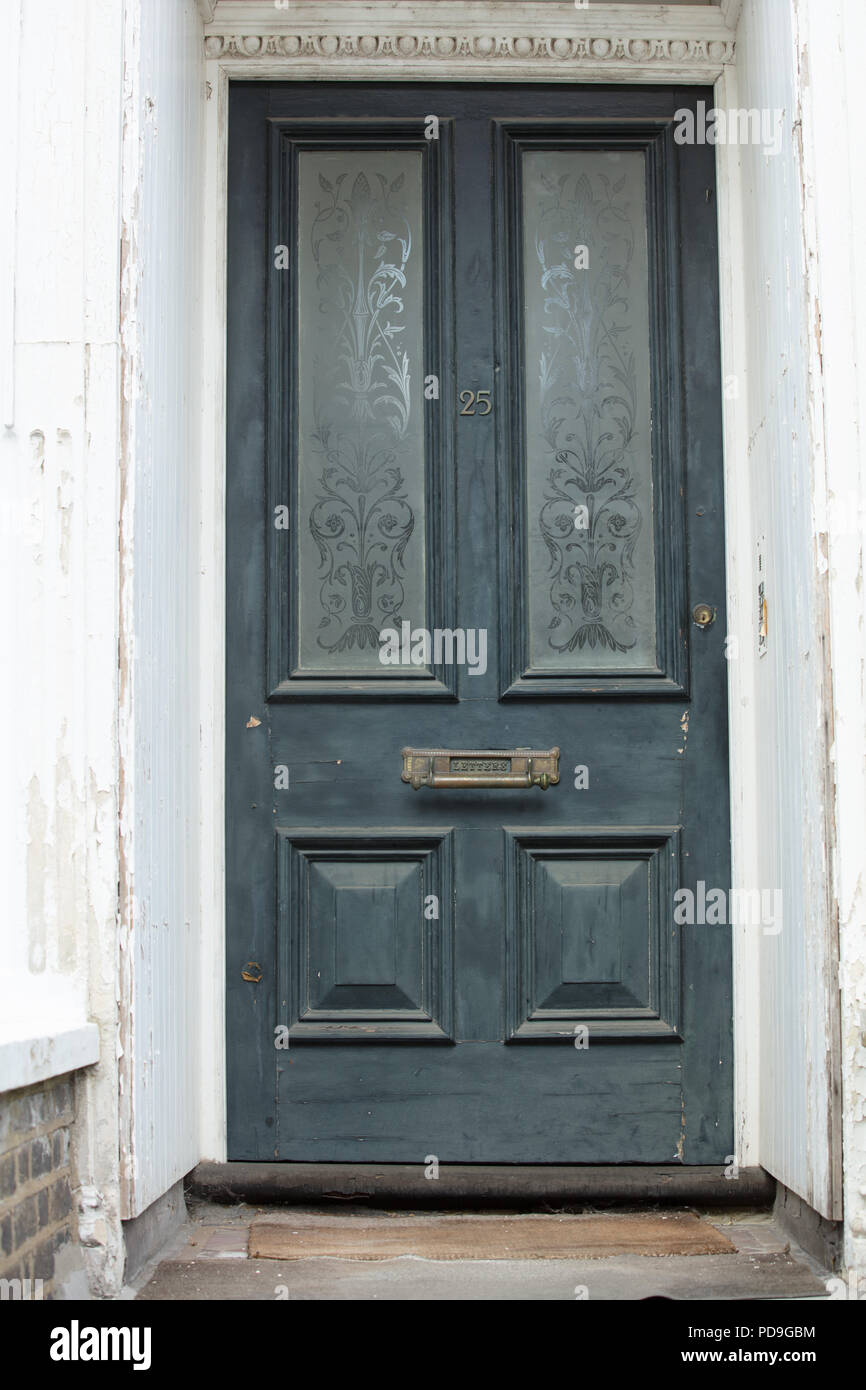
[522,150,657,670]
[297,151,426,672]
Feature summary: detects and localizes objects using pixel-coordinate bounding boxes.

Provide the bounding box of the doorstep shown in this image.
[130,1200,831,1302]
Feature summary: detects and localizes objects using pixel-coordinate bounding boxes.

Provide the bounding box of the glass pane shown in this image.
[522,149,657,670]
[296,151,426,672]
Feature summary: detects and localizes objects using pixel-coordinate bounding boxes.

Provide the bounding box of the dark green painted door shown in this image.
[226,83,732,1163]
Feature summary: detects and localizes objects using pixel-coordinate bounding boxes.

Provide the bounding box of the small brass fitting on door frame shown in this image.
[692,603,716,629]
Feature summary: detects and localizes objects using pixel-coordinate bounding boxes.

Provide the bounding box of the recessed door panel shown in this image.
[266,122,456,698]
[522,149,657,671]
[296,150,428,674]
[498,124,688,697]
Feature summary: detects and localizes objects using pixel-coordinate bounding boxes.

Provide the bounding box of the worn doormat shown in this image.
[248,1211,736,1261]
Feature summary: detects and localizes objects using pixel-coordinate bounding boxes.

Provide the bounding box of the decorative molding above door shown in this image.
[203,2,735,81]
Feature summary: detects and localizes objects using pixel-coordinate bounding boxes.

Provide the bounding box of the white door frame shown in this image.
[195,1,818,1206]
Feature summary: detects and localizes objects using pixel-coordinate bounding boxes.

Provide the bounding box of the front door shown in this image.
[226,83,731,1163]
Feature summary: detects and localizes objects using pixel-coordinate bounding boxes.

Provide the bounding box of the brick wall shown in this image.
[0,1073,77,1299]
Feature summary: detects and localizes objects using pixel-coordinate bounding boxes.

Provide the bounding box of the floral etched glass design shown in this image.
[297,151,426,672]
[522,149,657,670]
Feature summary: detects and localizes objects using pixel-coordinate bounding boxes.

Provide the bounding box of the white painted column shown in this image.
[0,0,124,1294]
[117,0,206,1218]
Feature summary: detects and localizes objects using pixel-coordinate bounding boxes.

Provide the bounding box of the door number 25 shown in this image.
[459,388,493,416]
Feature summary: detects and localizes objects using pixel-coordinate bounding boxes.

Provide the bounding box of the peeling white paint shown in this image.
[117,0,204,1221]
[719,0,843,1225]
[0,0,127,1296]
[791,0,866,1276]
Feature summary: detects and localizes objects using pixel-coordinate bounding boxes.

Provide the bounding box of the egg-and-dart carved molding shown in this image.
[204,33,735,66]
